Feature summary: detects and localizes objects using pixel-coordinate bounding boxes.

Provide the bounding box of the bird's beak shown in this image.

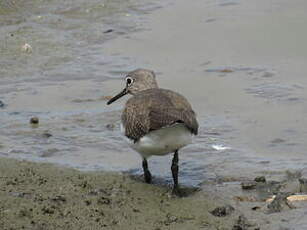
[107,88,128,105]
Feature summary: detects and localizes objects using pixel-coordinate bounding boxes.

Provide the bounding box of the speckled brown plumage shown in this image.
[122,88,198,141]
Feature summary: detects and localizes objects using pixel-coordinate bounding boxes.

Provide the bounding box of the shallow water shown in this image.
[1,0,307,199]
[0,0,168,171]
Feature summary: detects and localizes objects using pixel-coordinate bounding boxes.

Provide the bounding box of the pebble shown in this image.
[0,100,5,108]
[30,117,39,124]
[254,176,266,183]
[210,205,234,217]
[103,29,114,33]
[21,43,32,53]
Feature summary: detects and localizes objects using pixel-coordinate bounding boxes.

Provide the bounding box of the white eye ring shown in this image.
[126,77,133,86]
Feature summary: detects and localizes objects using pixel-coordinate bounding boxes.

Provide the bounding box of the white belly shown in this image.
[121,123,193,158]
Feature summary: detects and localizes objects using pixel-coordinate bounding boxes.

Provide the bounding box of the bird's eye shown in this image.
[126,77,133,86]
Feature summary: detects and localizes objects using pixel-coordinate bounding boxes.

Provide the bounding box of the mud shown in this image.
[0,158,236,230]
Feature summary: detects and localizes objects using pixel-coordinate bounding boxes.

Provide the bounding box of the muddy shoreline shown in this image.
[2,157,307,229]
[0,157,237,230]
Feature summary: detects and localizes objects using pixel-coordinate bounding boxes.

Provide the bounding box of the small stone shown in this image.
[0,100,5,108]
[241,181,257,190]
[30,117,39,124]
[103,29,114,33]
[254,176,266,183]
[251,206,261,211]
[210,205,234,217]
[21,43,32,53]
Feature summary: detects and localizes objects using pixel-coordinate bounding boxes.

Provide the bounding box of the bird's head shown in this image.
[107,69,158,105]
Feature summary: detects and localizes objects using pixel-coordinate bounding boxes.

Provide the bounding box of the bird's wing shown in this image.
[122,99,150,141]
[149,107,198,135]
[122,89,198,141]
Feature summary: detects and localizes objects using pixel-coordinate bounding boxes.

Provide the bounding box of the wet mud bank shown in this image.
[0,158,237,230]
[1,158,307,229]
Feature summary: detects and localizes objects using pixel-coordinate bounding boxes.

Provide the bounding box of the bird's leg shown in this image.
[142,158,152,183]
[171,150,180,195]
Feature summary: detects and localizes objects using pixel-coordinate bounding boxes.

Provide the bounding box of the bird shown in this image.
[107,69,198,194]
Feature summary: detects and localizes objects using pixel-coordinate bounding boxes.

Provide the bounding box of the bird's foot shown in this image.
[171,186,183,197]
[144,170,152,184]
